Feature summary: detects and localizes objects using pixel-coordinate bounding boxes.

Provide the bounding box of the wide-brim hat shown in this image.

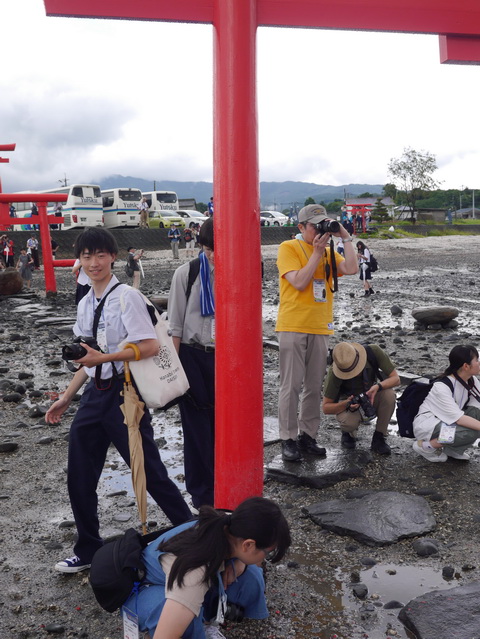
[298,204,328,225]
[332,342,367,379]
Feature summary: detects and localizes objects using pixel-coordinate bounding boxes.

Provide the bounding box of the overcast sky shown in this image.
[2,0,480,193]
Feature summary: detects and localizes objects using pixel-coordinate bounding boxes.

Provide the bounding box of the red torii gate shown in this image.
[43,0,480,510]
[0,194,67,295]
[0,144,16,193]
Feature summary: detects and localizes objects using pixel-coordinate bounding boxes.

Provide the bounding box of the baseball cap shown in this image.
[298,204,328,225]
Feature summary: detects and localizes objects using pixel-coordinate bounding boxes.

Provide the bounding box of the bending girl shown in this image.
[123,496,291,639]
[413,344,480,462]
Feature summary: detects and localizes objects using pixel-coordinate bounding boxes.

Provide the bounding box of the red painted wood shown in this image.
[213,0,264,509]
[440,34,480,63]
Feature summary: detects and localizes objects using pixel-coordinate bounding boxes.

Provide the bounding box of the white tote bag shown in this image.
[119,289,189,409]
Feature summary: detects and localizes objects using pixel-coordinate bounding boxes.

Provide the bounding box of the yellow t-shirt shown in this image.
[275,239,344,335]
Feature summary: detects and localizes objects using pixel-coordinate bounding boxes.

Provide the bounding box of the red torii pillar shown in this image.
[43,0,480,510]
[0,144,16,193]
[0,193,67,295]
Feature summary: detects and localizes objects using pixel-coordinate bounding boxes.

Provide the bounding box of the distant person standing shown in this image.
[27,235,40,269]
[54,203,63,230]
[138,197,149,228]
[31,203,39,230]
[183,224,196,259]
[51,238,59,261]
[208,196,214,217]
[9,204,16,218]
[357,240,374,296]
[168,223,181,259]
[3,235,14,267]
[126,246,143,289]
[16,248,34,289]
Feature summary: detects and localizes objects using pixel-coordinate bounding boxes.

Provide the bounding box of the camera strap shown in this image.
[92,282,122,389]
[324,238,338,293]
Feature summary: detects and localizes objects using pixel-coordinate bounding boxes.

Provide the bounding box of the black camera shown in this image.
[315,218,340,236]
[223,602,245,622]
[62,336,100,361]
[349,392,376,420]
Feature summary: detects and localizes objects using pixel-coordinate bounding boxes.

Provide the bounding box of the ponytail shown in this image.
[444,344,478,376]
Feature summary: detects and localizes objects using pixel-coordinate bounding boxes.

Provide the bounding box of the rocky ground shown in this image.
[1,235,480,639]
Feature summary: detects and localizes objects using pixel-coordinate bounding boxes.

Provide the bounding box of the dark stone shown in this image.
[390,305,403,315]
[411,306,459,326]
[18,371,34,380]
[305,491,436,546]
[442,566,455,579]
[412,538,440,556]
[399,581,480,638]
[13,384,27,395]
[28,405,47,418]
[352,583,368,599]
[45,623,66,634]
[360,557,377,566]
[0,268,23,295]
[384,600,404,609]
[58,520,75,528]
[266,449,373,489]
[2,392,23,403]
[0,442,19,453]
[37,437,54,445]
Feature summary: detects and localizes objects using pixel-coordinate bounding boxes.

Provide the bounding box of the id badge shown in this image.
[96,324,107,353]
[313,279,326,303]
[438,422,456,444]
[215,589,227,624]
[122,606,139,639]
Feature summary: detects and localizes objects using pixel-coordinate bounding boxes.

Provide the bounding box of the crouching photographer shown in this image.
[322,342,400,455]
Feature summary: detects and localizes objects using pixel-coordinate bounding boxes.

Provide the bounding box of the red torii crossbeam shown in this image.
[43,0,480,510]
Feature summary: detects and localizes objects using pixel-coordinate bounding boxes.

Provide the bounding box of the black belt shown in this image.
[188,342,215,353]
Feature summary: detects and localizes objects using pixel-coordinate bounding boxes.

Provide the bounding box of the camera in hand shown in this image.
[348,392,376,420]
[62,336,100,361]
[315,218,340,236]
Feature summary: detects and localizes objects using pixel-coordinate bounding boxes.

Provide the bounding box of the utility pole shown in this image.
[58,173,68,187]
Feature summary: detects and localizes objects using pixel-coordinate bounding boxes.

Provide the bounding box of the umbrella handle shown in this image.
[124,360,132,384]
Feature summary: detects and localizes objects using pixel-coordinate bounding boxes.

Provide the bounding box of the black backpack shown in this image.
[368,253,379,272]
[89,526,171,613]
[396,377,454,438]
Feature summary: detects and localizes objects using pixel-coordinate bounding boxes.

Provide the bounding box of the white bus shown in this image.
[101,188,142,228]
[142,191,179,217]
[17,184,103,229]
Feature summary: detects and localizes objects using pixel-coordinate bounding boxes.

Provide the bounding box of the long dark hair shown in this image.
[444,344,479,376]
[356,240,367,253]
[159,496,291,588]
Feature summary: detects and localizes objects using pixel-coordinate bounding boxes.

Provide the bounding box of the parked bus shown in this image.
[17,184,103,229]
[142,191,179,217]
[101,188,142,228]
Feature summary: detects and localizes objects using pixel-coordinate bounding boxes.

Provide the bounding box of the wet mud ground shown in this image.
[1,235,480,639]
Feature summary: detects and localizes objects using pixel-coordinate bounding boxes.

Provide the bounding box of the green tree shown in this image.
[196,201,208,214]
[387,147,439,217]
[325,199,344,214]
[304,196,316,206]
[371,197,389,223]
[382,183,397,200]
[357,191,375,198]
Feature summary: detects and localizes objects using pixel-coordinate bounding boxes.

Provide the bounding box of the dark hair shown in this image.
[159,496,291,589]
[73,227,118,258]
[356,240,367,253]
[444,344,479,376]
[198,217,214,250]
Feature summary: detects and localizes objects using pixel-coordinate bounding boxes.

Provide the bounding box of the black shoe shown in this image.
[281,438,302,462]
[371,431,391,455]
[341,431,356,449]
[297,433,326,456]
[369,288,375,295]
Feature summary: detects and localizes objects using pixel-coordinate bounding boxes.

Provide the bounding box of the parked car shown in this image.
[148,209,185,229]
[176,209,209,227]
[260,210,289,226]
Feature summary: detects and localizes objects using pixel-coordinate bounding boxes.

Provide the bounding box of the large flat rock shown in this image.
[265,448,372,489]
[305,491,436,546]
[398,581,480,639]
[411,306,459,325]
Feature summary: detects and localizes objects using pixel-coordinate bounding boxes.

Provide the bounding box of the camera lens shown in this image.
[327,220,340,233]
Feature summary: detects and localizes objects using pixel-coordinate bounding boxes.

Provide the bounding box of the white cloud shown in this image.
[1,1,480,192]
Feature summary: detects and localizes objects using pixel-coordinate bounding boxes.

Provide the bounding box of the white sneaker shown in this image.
[54,555,91,573]
[413,441,447,462]
[445,449,470,461]
[204,625,226,639]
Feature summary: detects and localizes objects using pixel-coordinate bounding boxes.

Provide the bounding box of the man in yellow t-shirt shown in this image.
[276,204,358,461]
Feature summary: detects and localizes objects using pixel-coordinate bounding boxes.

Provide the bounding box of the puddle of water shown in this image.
[287,541,464,639]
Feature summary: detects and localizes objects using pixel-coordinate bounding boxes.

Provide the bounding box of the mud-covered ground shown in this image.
[1,235,480,639]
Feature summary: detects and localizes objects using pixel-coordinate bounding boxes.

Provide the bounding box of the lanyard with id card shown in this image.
[313,279,327,303]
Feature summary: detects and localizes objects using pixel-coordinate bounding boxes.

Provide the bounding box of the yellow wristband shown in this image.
[124,342,141,361]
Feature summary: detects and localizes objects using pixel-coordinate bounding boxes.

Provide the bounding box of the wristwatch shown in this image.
[377,382,383,391]
[343,236,353,242]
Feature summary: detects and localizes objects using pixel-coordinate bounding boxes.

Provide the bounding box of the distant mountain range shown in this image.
[97,175,384,208]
